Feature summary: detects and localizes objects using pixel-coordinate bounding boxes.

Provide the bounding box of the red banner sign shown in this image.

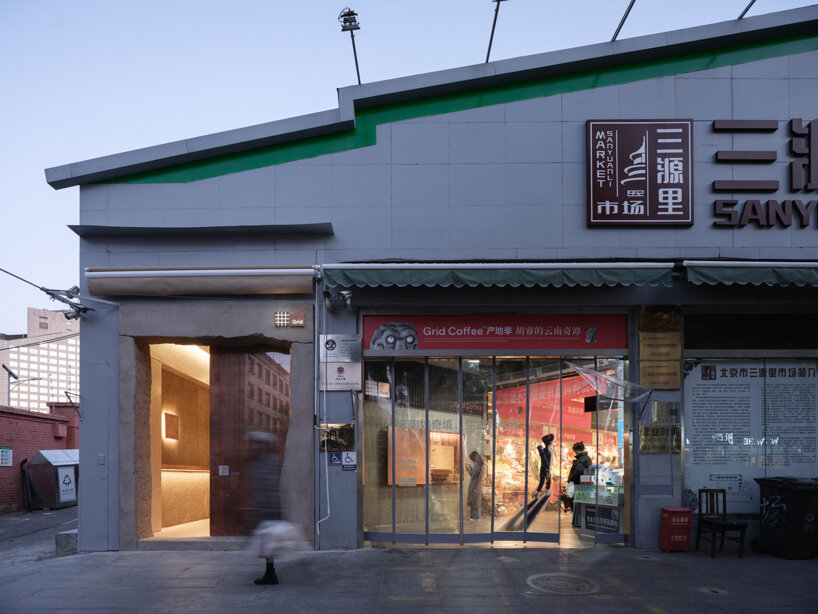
[363,314,627,351]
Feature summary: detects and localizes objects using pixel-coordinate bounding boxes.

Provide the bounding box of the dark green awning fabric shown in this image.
[687,266,818,287]
[323,267,673,288]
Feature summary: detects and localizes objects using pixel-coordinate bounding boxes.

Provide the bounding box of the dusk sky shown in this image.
[1,0,813,333]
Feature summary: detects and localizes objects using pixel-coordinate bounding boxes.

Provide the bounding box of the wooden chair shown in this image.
[696,488,747,557]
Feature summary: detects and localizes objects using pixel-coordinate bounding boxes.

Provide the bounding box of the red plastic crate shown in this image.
[660,507,692,552]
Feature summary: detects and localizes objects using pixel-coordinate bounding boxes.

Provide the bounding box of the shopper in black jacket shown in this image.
[535,434,555,497]
[568,441,592,527]
[247,431,282,585]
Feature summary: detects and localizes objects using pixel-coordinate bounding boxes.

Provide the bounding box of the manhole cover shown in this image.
[700,587,729,595]
[527,573,600,595]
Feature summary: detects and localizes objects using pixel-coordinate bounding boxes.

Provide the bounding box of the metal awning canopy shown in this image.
[321,262,674,288]
[85,266,316,296]
[684,260,818,287]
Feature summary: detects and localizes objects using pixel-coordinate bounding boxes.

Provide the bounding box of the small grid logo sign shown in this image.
[274,312,291,327]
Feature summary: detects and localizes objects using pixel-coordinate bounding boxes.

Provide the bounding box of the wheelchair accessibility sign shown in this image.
[341,452,357,471]
[329,452,342,466]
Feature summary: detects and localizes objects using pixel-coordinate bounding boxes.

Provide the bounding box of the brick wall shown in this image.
[0,401,80,512]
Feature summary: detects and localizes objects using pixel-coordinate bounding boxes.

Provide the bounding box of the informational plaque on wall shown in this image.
[639,332,681,361]
[683,359,818,514]
[320,334,362,391]
[639,424,682,454]
[640,361,681,389]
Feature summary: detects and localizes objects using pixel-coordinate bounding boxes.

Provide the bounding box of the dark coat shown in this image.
[568,450,591,484]
[250,449,282,523]
[537,444,552,481]
[466,453,484,508]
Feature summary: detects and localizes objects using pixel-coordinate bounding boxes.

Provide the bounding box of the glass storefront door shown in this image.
[362,356,629,547]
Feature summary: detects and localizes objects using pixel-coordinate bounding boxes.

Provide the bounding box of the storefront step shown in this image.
[137,537,245,551]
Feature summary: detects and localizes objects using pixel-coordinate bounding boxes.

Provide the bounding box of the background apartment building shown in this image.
[0,308,79,412]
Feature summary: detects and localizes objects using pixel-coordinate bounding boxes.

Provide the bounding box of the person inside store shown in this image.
[568,441,592,528]
[466,450,485,521]
[535,433,555,498]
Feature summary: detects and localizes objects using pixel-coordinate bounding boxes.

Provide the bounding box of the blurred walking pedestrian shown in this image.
[246,431,282,585]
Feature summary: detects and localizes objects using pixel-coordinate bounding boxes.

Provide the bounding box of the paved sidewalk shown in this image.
[1,545,816,614]
[0,507,77,573]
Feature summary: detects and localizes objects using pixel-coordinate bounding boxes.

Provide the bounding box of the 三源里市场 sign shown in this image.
[586,118,818,229]
[587,120,694,227]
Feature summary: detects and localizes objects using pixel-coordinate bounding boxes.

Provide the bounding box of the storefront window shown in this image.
[427,358,461,537]
[493,358,529,536]
[462,358,492,537]
[362,359,393,537]
[526,357,562,538]
[362,355,629,546]
[392,359,427,539]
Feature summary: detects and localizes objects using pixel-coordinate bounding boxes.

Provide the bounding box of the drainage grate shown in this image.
[527,573,600,595]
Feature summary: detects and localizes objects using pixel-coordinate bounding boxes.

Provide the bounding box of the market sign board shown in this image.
[587,120,693,226]
[363,314,627,352]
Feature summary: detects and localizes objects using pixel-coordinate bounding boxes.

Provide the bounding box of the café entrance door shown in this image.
[361,357,629,546]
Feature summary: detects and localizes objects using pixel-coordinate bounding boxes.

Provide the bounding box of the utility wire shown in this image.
[0,267,89,317]
[0,332,80,352]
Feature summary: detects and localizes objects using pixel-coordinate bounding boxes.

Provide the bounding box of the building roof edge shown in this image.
[45,5,818,189]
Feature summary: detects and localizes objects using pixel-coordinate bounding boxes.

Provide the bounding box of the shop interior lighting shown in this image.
[163,412,179,441]
[338,8,362,85]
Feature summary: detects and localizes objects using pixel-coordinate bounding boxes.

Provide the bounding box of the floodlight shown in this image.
[338,8,362,85]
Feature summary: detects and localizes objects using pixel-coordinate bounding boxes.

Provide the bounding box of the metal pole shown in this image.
[485,1,502,63]
[523,356,530,538]
[738,0,757,20]
[350,30,361,85]
[611,0,636,42]
[458,358,464,545]
[424,358,430,545]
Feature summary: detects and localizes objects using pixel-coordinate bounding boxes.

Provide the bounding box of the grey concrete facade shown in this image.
[48,7,818,552]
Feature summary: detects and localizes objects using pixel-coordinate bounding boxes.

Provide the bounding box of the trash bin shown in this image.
[22,449,79,510]
[755,477,818,559]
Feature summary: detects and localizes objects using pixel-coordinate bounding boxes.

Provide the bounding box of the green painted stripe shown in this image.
[112,32,818,184]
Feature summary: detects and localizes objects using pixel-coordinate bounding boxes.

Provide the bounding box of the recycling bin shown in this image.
[754,477,818,559]
[23,449,79,510]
